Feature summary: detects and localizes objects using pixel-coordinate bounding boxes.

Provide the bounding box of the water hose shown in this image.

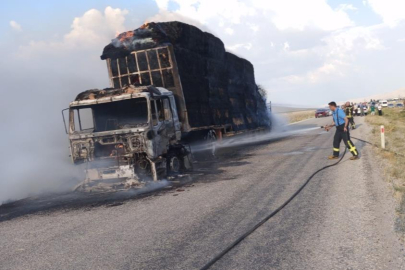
[200,146,347,270]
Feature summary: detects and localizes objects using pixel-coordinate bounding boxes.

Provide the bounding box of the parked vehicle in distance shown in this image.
[315,108,329,118]
[381,100,388,107]
[387,103,395,108]
[396,103,404,107]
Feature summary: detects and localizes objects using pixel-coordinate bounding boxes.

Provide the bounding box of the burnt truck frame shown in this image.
[107,45,192,132]
[63,44,267,186]
[63,85,192,183]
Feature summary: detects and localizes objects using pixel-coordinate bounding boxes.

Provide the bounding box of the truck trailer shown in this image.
[63,21,270,188]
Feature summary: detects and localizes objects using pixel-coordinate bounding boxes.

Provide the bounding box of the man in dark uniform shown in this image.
[324,102,359,160]
[344,101,355,129]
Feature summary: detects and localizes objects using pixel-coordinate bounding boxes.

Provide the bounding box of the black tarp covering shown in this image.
[101,21,270,131]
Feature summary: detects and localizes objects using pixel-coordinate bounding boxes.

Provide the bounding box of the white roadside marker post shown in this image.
[381,125,385,149]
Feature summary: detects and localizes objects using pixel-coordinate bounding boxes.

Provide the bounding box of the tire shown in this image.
[169,156,181,173]
[180,153,193,171]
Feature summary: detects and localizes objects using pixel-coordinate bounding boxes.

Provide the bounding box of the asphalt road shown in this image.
[1,116,404,270]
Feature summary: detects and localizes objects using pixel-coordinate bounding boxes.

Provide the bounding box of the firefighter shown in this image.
[344,101,355,129]
[324,101,359,160]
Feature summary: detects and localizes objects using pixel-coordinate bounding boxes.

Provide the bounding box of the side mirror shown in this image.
[62,108,69,134]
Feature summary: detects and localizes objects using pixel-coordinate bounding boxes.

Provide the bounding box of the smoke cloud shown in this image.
[0,52,99,205]
[0,7,131,205]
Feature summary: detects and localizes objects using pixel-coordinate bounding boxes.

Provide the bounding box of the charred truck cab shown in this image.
[65,86,192,184]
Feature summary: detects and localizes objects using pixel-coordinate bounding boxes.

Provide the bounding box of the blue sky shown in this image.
[0,0,384,37]
[1,0,157,40]
[328,0,381,25]
[1,0,405,105]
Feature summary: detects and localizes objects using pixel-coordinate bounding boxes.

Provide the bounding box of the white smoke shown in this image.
[0,7,131,205]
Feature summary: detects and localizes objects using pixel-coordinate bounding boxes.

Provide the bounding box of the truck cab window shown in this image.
[73,108,94,132]
[156,100,164,122]
[151,100,158,126]
[152,99,167,126]
[163,99,172,121]
[152,100,163,126]
[76,98,149,132]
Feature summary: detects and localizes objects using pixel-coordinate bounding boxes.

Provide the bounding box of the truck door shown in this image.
[151,97,176,156]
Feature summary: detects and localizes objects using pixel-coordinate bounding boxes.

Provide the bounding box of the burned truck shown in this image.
[63,21,270,186]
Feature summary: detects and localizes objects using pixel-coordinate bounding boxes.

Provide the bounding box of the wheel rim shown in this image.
[170,157,180,173]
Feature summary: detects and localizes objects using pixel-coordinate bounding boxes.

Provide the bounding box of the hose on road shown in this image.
[200,130,403,269]
[200,147,348,270]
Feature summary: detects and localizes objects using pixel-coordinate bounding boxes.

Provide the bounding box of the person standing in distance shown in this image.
[370,103,376,115]
[324,102,359,160]
[377,103,383,116]
[344,101,355,129]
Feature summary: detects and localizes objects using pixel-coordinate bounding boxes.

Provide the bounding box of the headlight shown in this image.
[73,142,89,159]
[129,136,144,151]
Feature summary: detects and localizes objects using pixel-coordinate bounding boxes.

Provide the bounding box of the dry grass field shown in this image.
[283,110,316,123]
[365,108,405,231]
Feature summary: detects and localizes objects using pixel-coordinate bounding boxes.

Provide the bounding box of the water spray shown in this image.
[191,125,325,154]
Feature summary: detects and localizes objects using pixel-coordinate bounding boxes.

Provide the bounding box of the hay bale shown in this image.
[101,21,270,131]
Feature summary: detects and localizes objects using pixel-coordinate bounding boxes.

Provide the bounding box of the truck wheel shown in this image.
[181,152,193,171]
[169,156,181,173]
[204,130,217,156]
